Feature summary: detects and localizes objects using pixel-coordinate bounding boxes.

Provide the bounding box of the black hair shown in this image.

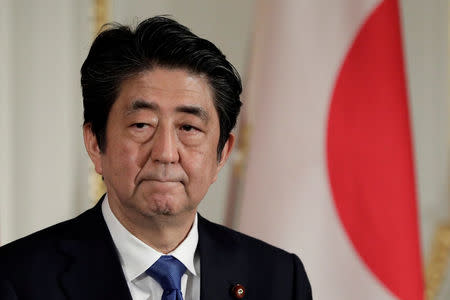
[81,16,242,159]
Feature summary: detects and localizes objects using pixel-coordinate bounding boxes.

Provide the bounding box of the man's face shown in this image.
[84,68,233,221]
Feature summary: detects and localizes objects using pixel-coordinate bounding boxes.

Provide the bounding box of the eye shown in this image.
[133,123,149,129]
[180,124,197,132]
[178,123,203,145]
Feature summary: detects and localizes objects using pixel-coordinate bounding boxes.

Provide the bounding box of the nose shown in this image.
[150,123,179,164]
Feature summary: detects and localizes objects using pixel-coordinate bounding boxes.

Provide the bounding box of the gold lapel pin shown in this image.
[231,283,245,299]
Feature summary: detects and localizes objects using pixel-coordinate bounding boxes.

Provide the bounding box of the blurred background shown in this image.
[0,0,448,299]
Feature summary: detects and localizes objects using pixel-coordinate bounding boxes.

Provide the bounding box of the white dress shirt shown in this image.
[102,195,201,300]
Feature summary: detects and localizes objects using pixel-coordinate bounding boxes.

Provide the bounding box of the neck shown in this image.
[108,198,196,254]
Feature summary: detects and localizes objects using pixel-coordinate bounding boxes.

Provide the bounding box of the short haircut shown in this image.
[81,16,242,159]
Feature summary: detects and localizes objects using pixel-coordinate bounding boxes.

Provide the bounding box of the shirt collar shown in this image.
[101,195,199,282]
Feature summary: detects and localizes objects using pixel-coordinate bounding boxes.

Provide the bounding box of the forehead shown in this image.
[115,68,215,113]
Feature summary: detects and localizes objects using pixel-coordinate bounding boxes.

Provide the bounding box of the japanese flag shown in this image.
[236,0,424,299]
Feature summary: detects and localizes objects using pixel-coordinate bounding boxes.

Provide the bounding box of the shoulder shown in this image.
[0,218,74,287]
[198,215,312,299]
[198,214,305,272]
[0,205,99,271]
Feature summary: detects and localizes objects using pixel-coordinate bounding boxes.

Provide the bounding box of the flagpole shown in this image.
[425,225,450,300]
[88,0,110,203]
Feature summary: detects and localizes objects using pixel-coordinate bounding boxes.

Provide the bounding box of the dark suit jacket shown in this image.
[0,199,312,299]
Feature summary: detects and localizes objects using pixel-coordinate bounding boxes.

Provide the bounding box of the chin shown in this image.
[150,207,173,216]
[142,194,185,216]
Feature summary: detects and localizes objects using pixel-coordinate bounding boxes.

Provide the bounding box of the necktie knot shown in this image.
[146,255,186,299]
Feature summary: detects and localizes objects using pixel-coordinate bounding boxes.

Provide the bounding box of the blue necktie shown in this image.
[146,255,187,300]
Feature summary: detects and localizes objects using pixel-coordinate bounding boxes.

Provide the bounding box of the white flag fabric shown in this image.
[236,0,424,299]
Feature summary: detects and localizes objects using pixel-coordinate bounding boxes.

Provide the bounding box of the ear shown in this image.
[212,133,236,182]
[83,124,103,175]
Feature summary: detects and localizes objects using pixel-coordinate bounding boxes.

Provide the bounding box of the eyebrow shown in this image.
[125,99,210,122]
[176,105,210,122]
[125,99,158,115]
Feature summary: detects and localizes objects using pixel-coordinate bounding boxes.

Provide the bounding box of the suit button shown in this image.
[231,283,245,299]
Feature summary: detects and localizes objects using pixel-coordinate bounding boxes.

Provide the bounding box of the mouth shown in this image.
[138,180,183,197]
[150,179,184,185]
[143,179,183,188]
[136,171,187,186]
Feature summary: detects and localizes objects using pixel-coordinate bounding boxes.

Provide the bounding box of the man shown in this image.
[0,16,312,300]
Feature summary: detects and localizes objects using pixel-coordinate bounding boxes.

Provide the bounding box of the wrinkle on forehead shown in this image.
[123,68,212,99]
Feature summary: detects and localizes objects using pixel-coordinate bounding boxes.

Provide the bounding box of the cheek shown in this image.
[103,142,144,180]
[184,148,219,187]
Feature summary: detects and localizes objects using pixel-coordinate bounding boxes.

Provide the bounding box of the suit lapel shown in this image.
[198,215,249,300]
[58,199,132,300]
